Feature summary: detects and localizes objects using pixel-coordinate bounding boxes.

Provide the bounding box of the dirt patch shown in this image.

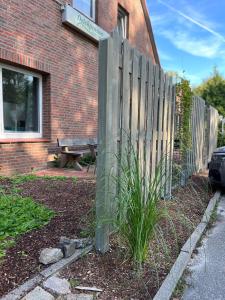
[0,178,95,297]
[61,174,213,300]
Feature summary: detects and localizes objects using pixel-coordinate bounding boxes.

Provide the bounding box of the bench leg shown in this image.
[74,161,83,171]
[60,154,68,168]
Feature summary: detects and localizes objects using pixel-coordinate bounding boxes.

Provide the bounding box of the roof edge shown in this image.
[140,0,160,66]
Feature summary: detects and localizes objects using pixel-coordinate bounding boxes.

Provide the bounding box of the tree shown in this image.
[194,67,225,116]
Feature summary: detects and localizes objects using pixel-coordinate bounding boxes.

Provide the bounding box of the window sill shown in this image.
[0,138,51,144]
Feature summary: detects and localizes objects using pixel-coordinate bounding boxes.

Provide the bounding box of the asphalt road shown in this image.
[182,195,225,300]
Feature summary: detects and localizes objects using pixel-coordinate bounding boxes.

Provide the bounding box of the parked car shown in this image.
[208,146,225,187]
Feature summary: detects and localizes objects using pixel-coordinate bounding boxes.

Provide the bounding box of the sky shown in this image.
[147,0,225,87]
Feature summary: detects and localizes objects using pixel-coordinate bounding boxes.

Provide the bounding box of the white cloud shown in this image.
[160,30,223,58]
[158,0,225,42]
[158,49,172,61]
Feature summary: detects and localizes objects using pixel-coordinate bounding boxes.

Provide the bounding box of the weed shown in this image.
[79,203,96,238]
[10,174,77,185]
[0,193,54,259]
[69,278,80,288]
[11,174,39,185]
[172,275,188,298]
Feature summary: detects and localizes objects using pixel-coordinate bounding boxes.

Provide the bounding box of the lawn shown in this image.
[0,174,95,297]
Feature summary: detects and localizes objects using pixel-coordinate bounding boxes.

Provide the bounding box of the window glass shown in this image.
[73,0,94,19]
[2,68,39,133]
[117,6,128,39]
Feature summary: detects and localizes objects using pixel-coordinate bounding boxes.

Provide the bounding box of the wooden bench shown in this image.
[57,138,97,171]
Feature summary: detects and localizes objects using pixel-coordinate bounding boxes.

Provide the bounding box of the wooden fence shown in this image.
[95,33,219,253]
[95,33,176,252]
[176,96,219,187]
[180,97,219,184]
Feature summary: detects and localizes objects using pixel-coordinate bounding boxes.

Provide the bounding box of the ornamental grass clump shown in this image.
[115,149,166,267]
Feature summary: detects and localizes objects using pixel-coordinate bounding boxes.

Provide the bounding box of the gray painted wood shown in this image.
[130,49,139,152]
[151,65,160,179]
[96,34,219,253]
[145,60,154,184]
[139,55,146,177]
[121,40,131,159]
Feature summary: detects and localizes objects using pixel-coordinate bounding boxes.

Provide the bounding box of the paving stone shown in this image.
[66,294,94,300]
[21,286,55,300]
[43,275,71,295]
[39,248,63,265]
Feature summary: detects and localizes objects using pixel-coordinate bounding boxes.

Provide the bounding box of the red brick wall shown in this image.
[0,0,157,175]
[97,0,156,62]
[0,142,49,176]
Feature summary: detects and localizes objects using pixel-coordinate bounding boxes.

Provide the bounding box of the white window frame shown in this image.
[0,64,43,139]
[72,0,96,21]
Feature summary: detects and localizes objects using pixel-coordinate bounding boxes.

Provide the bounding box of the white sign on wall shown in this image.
[62,5,110,42]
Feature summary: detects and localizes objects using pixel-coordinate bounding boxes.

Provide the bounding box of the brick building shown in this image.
[0,0,159,175]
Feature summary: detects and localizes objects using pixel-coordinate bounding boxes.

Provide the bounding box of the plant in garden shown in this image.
[176,78,193,161]
[217,121,225,147]
[3,174,77,186]
[115,148,166,268]
[0,192,54,259]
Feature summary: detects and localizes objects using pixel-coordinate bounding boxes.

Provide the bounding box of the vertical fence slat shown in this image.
[162,74,169,196]
[96,35,120,253]
[139,55,147,176]
[145,60,154,182]
[150,65,160,178]
[131,49,139,152]
[121,40,131,158]
[157,69,164,167]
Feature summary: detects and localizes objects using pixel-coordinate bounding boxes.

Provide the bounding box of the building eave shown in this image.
[140,0,160,66]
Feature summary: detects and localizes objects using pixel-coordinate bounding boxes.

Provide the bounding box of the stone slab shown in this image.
[40,246,93,278]
[21,287,55,300]
[43,275,70,295]
[0,275,43,300]
[39,248,63,265]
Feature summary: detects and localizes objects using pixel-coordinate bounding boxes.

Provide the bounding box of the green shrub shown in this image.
[217,131,225,147]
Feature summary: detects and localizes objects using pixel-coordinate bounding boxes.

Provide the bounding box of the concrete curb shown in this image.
[153,191,221,300]
[1,245,93,300]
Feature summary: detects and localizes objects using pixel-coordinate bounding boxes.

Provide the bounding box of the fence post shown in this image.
[95,35,121,253]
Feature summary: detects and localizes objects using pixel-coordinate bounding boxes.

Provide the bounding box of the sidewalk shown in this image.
[182,195,225,300]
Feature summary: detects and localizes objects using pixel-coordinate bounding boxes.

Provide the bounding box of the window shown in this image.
[72,0,95,21]
[0,65,42,138]
[117,6,129,39]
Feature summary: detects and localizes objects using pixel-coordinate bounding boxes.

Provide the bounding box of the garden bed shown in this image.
[60,174,213,300]
[0,173,212,299]
[0,175,96,297]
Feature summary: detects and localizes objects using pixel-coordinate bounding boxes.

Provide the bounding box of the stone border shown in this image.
[153,191,220,300]
[1,245,93,300]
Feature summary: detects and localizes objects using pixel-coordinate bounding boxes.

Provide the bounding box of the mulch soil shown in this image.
[0,177,96,297]
[0,174,213,299]
[61,174,214,300]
